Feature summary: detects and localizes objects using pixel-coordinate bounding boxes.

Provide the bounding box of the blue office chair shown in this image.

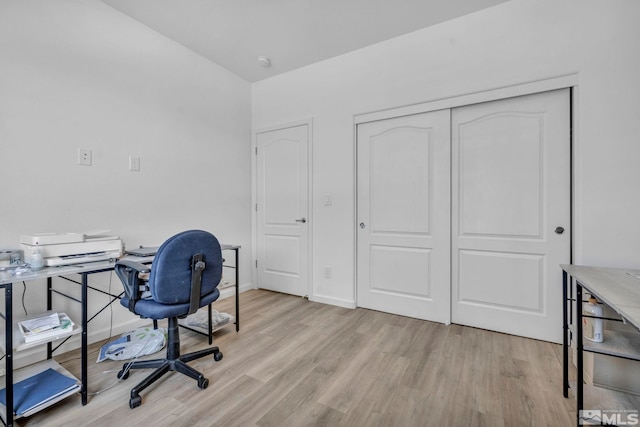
[114,230,224,409]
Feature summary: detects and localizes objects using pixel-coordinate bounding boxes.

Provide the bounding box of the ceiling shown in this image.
[99,0,510,82]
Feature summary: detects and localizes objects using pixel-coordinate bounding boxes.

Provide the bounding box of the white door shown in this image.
[451,89,570,343]
[357,110,451,323]
[256,124,309,297]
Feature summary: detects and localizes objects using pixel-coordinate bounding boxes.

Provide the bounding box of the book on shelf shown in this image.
[0,368,80,417]
[18,313,75,343]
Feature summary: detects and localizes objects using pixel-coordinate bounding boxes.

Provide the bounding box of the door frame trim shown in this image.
[353,74,578,314]
[251,118,314,299]
[354,74,578,125]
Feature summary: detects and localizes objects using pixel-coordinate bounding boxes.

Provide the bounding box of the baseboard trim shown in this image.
[309,293,356,309]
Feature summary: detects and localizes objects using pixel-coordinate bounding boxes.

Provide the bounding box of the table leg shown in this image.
[81,273,88,405]
[235,248,239,332]
[5,283,14,427]
[563,270,569,398]
[576,283,584,425]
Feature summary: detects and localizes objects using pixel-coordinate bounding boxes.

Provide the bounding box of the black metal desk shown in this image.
[0,245,240,427]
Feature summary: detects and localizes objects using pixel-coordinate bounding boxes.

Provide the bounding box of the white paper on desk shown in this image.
[84,229,110,235]
[84,229,111,238]
[20,313,60,334]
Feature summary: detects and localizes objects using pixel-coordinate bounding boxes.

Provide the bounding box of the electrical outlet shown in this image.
[129,156,141,172]
[78,148,92,166]
[323,266,332,278]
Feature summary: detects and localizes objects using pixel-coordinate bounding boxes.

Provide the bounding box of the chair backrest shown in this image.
[147,230,222,305]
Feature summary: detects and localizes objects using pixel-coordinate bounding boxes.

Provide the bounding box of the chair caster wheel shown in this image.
[214,351,223,362]
[118,369,129,380]
[198,377,209,389]
[129,395,142,409]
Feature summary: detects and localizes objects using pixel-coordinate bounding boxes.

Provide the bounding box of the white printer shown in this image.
[20,232,123,267]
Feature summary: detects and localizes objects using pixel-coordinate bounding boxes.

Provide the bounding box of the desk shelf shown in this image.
[179,310,235,337]
[582,330,640,361]
[568,324,640,361]
[0,359,81,422]
[0,312,82,422]
[569,379,640,408]
[0,311,81,353]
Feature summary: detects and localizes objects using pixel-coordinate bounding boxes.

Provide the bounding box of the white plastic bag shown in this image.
[102,326,166,361]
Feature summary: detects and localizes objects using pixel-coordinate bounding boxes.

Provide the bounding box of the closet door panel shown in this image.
[357,110,450,323]
[451,89,571,343]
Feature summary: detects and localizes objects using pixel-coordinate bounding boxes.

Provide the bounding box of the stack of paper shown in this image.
[0,368,80,417]
[18,313,74,343]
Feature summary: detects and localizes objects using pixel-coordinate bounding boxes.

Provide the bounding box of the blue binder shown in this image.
[0,368,78,416]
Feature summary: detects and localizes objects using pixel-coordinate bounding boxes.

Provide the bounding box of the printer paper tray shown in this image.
[45,251,121,267]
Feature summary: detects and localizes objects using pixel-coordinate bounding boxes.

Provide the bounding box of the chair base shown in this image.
[117,317,223,408]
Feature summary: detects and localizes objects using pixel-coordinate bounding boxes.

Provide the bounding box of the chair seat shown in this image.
[120,288,220,319]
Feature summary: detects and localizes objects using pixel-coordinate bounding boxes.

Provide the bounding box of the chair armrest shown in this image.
[116,259,151,274]
[115,260,152,313]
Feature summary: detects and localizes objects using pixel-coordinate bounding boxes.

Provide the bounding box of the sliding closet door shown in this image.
[356,110,450,323]
[451,89,570,343]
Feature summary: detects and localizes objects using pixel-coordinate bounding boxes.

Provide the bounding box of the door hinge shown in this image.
[255,147,258,155]
[255,203,258,211]
[255,259,258,268]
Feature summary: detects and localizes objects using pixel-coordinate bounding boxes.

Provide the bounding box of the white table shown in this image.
[561,265,640,426]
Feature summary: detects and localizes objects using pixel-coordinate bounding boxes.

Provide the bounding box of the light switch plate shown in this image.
[129,156,140,172]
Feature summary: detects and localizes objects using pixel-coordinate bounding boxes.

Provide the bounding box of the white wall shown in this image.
[252,0,640,306]
[0,0,251,364]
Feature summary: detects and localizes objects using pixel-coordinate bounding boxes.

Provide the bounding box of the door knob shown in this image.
[295,218,307,223]
[360,222,366,229]
[555,226,565,234]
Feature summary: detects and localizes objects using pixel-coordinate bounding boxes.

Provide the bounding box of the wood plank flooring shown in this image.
[19,289,580,426]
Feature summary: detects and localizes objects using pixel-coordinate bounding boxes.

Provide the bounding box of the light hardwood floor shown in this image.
[19,289,580,427]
